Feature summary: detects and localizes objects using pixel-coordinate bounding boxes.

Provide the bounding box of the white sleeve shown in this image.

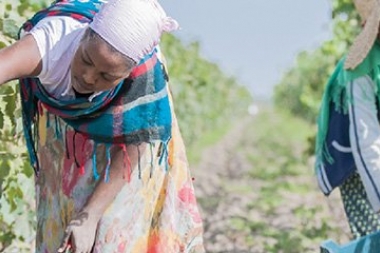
[348,75,380,212]
[28,16,85,81]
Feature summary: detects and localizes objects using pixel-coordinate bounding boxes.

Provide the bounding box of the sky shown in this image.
[159,0,333,100]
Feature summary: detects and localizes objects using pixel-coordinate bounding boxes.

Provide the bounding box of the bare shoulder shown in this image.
[0,34,42,85]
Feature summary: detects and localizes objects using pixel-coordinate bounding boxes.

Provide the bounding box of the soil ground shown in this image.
[190,108,352,253]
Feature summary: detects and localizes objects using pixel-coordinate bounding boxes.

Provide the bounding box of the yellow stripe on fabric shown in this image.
[38,111,47,146]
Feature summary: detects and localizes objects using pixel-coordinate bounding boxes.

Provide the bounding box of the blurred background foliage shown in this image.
[273,0,358,157]
[274,0,358,124]
[0,0,252,251]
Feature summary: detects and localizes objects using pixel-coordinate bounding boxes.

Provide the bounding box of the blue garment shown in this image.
[316,100,356,194]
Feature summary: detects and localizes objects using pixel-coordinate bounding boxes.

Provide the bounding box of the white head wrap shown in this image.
[89,0,179,62]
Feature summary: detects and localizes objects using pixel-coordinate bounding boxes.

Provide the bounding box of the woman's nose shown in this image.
[82,68,97,85]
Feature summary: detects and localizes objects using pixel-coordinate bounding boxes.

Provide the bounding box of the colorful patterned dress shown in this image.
[35,96,205,252]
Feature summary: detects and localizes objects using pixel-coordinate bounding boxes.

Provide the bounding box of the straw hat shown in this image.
[344,0,380,69]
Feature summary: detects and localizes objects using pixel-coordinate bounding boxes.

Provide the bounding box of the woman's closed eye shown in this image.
[81,55,92,66]
[101,73,120,82]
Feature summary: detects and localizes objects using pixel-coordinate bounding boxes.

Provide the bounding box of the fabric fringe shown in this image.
[33,105,40,174]
[79,136,87,175]
[104,144,111,182]
[65,124,70,159]
[92,143,100,180]
[44,115,172,182]
[118,144,131,182]
[46,111,50,128]
[54,115,63,140]
[73,131,80,168]
[73,131,86,176]
[48,116,172,182]
[149,143,154,178]
[158,140,170,172]
[34,110,39,153]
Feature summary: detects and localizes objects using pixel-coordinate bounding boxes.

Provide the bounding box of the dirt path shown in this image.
[190,109,351,253]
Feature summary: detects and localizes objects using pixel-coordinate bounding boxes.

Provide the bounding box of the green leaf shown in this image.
[0,175,2,195]
[0,41,7,49]
[22,160,33,178]
[0,110,3,129]
[0,160,10,182]
[5,4,12,11]
[4,86,16,127]
[2,18,18,39]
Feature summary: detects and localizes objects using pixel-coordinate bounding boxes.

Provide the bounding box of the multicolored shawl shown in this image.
[315,42,380,170]
[19,0,172,175]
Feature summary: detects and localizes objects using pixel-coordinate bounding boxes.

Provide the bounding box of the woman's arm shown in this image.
[84,143,147,217]
[0,34,42,85]
[58,143,147,252]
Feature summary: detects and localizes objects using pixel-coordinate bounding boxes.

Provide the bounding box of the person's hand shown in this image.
[57,211,100,253]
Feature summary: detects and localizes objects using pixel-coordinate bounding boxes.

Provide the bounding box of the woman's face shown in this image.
[71,32,135,94]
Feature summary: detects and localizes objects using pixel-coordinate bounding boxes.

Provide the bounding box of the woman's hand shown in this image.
[57,210,100,253]
[57,144,146,253]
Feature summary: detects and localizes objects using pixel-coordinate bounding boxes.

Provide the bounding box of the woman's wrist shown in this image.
[80,206,103,223]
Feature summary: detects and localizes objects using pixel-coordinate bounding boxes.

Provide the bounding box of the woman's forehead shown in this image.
[82,38,133,73]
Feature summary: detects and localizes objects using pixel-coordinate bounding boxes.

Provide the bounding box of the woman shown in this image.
[315,0,380,240]
[0,0,205,252]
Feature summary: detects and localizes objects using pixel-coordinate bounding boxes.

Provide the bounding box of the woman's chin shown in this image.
[73,81,93,94]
